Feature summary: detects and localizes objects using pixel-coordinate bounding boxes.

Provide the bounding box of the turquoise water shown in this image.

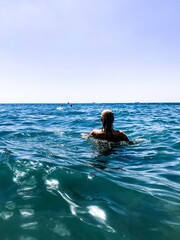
[0,103,179,240]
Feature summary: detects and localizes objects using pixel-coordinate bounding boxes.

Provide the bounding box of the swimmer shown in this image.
[89,109,130,143]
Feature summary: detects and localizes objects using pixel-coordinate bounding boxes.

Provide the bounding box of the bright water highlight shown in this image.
[0,103,179,240]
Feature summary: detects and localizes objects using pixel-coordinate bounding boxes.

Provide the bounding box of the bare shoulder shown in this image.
[91,129,102,134]
[118,130,126,135]
[89,129,103,137]
[113,130,129,142]
[90,129,102,135]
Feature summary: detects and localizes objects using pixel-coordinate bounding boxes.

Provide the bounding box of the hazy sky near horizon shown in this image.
[0,0,179,103]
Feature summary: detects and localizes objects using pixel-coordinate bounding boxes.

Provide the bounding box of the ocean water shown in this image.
[0,103,179,240]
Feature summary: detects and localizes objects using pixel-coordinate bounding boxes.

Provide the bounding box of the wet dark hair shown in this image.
[101,110,114,132]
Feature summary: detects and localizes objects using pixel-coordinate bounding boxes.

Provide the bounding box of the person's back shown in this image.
[90,129,129,142]
[89,109,130,143]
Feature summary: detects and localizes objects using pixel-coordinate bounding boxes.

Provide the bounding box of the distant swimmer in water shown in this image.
[89,109,130,143]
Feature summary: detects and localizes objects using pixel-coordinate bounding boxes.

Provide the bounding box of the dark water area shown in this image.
[0,103,179,240]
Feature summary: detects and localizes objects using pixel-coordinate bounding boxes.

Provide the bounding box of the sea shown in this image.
[0,103,179,240]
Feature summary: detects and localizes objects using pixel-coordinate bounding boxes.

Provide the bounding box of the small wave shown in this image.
[133,138,145,143]
[56,106,64,111]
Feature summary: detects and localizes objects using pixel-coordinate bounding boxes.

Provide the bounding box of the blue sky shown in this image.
[0,0,179,103]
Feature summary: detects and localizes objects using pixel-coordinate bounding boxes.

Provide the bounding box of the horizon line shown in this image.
[0,101,179,104]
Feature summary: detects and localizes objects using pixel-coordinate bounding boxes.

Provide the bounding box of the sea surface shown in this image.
[0,103,179,240]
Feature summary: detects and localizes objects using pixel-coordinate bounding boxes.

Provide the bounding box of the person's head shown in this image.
[101,109,114,131]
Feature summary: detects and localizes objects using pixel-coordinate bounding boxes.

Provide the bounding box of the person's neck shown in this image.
[103,128,113,132]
